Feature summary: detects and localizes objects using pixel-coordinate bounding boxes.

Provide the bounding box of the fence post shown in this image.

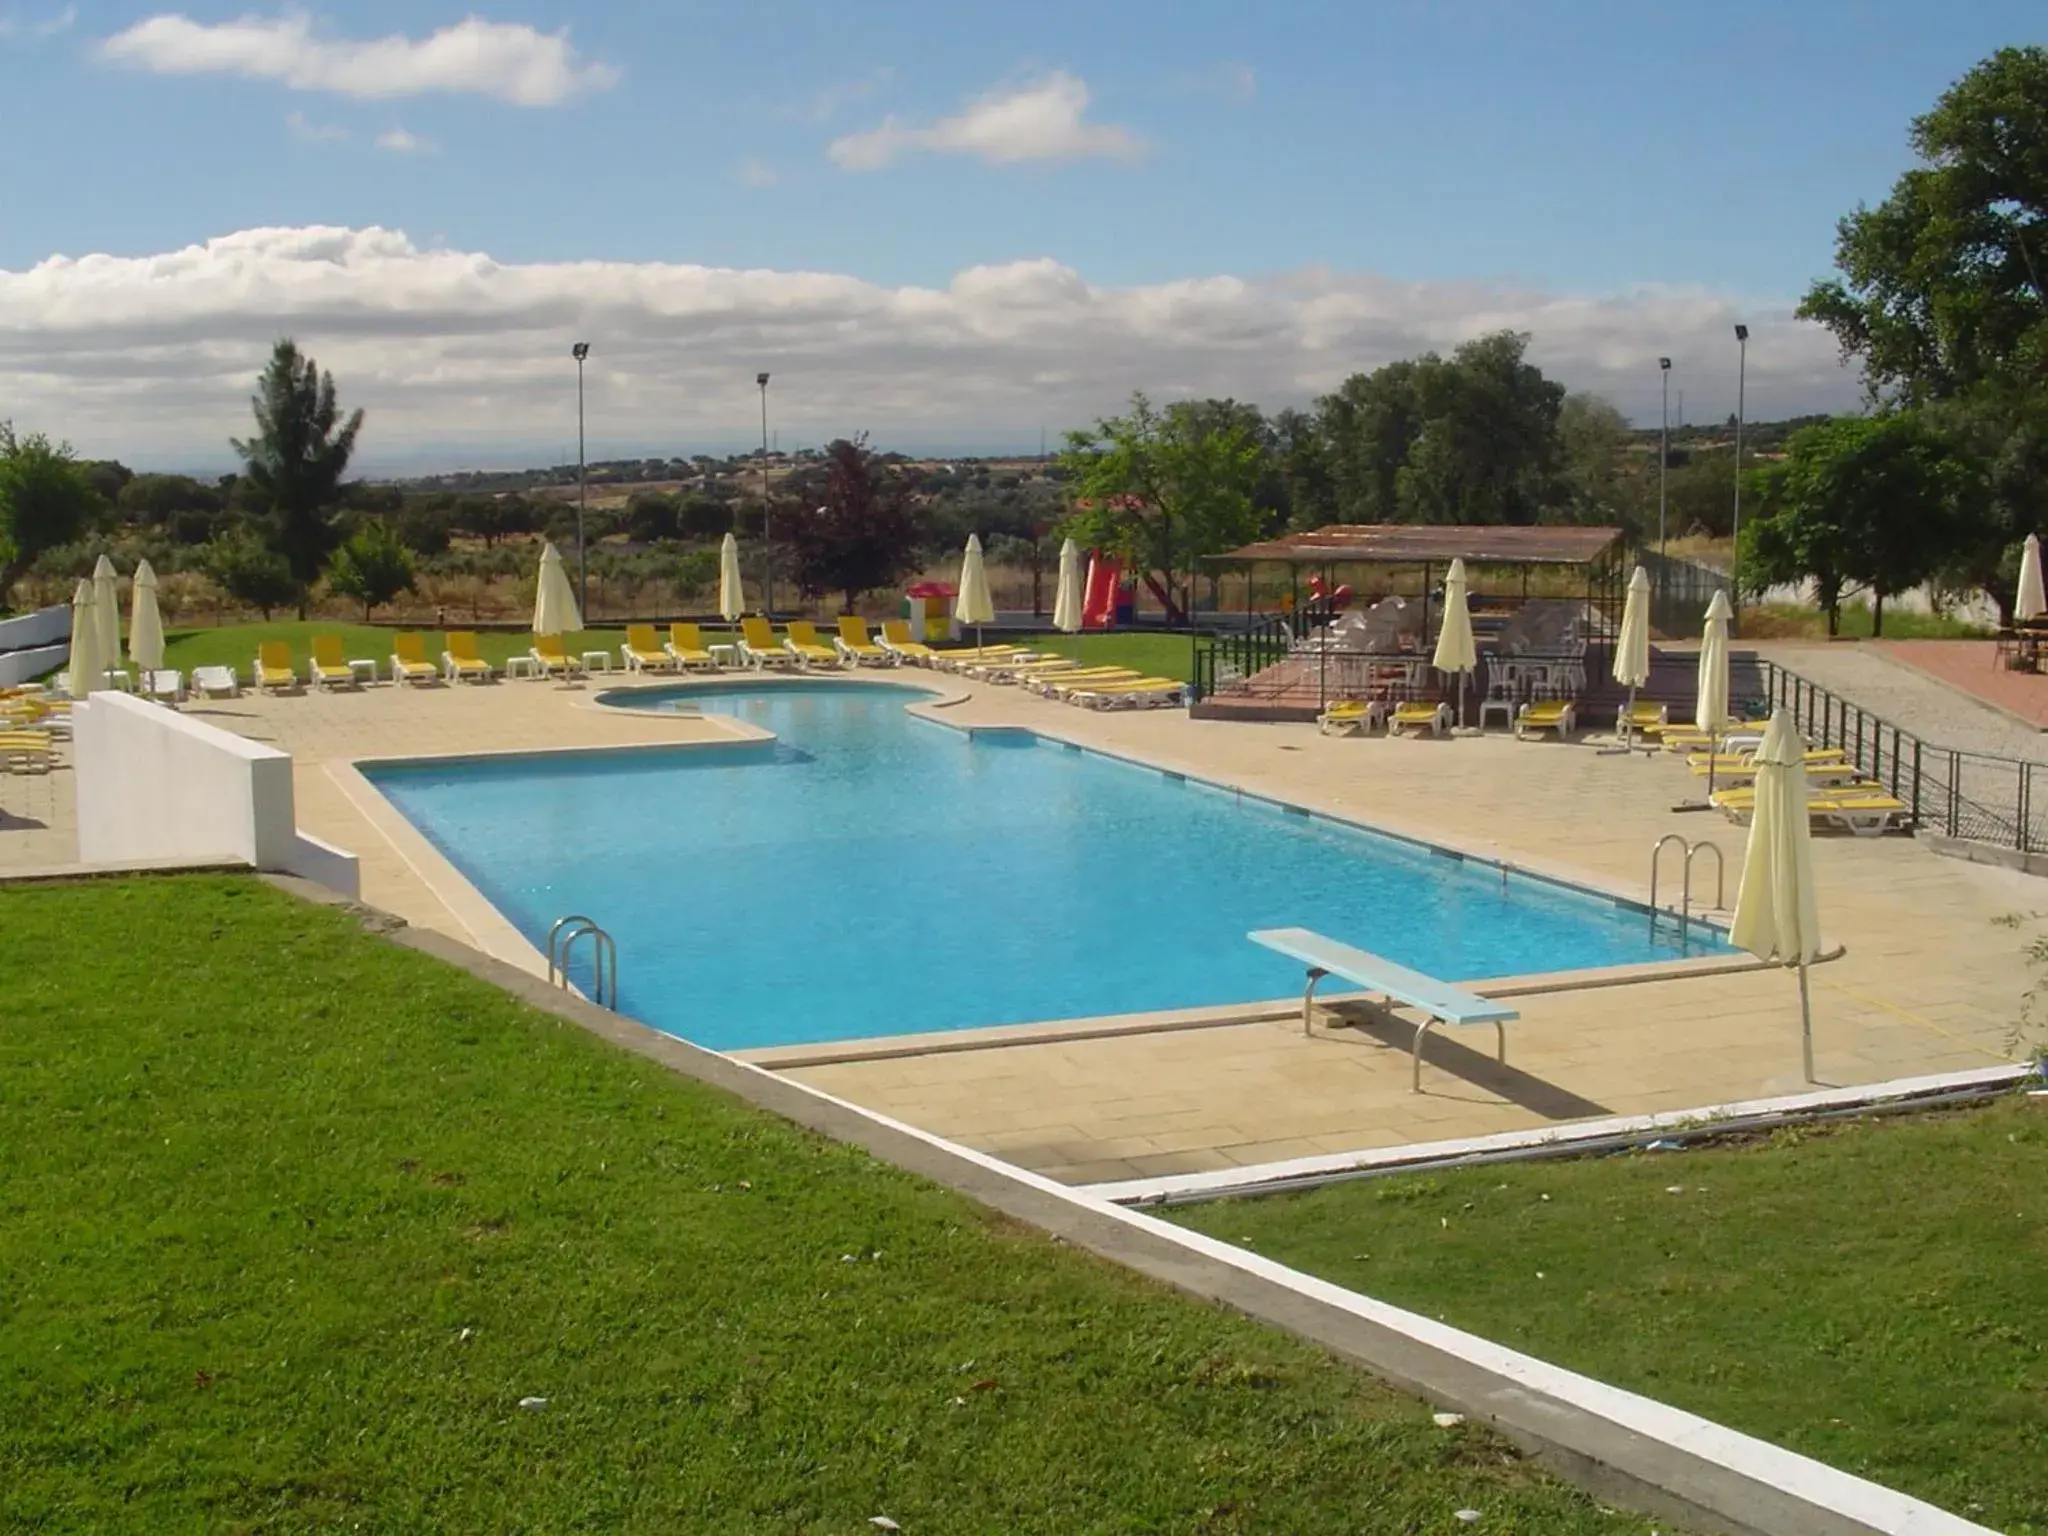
[2022,763,2032,855]
[1912,738,1923,828]
[1948,750,1960,837]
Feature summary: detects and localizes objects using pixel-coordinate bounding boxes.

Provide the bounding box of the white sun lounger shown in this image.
[190,665,240,698]
[1250,927,1519,1092]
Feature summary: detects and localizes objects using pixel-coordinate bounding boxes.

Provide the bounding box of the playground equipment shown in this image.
[1081,555,1123,629]
[1307,575,1355,610]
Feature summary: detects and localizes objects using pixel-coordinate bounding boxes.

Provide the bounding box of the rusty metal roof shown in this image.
[1216,524,1624,567]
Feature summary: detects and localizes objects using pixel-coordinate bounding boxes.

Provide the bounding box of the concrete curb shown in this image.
[257,871,1995,1536]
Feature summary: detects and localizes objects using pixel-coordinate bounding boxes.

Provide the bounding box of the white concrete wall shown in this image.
[0,604,70,687]
[72,692,359,895]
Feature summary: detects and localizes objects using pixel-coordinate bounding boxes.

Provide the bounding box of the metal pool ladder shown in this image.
[546,914,618,1009]
[1649,834,1726,936]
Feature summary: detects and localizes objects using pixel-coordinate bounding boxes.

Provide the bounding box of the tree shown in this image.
[1393,332,1567,524]
[118,473,223,527]
[1799,48,2048,612]
[326,517,418,621]
[1556,393,1650,531]
[0,424,103,602]
[624,490,682,544]
[677,492,733,540]
[784,437,921,612]
[1739,413,1988,634]
[231,338,365,618]
[1058,393,1266,622]
[201,528,299,620]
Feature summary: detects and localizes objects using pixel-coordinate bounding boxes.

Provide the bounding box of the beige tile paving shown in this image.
[7,663,2042,1188]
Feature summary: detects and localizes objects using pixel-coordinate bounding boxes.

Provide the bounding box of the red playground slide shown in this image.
[1081,555,1122,629]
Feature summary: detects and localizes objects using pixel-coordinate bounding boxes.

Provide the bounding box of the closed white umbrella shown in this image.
[67,578,104,698]
[1610,565,1653,748]
[129,558,166,675]
[2018,534,2046,623]
[532,541,582,635]
[92,554,121,677]
[955,535,995,651]
[1696,587,1735,800]
[1431,557,1477,727]
[718,532,744,622]
[1052,538,1084,634]
[1730,708,1823,1080]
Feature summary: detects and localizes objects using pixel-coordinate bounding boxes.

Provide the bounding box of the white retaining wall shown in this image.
[72,693,360,897]
[0,603,70,687]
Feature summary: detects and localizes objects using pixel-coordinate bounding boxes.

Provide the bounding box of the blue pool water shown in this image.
[365,681,1726,1050]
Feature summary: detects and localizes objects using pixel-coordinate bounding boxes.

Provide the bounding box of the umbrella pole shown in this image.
[1798,961,1815,1082]
[1599,684,1639,757]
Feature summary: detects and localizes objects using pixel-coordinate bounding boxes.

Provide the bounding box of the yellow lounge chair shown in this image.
[622,624,674,674]
[1514,699,1575,740]
[664,622,718,671]
[783,620,844,669]
[253,640,297,694]
[1390,700,1453,737]
[390,632,440,686]
[835,616,893,666]
[878,618,938,663]
[0,729,56,774]
[443,631,494,683]
[1032,668,1143,696]
[530,633,584,677]
[308,633,357,689]
[1069,677,1186,709]
[1689,749,1848,776]
[934,644,1035,671]
[1319,699,1384,736]
[738,617,800,670]
[1616,700,1668,736]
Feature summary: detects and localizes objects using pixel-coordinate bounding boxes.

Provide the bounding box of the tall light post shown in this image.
[1657,356,1672,562]
[572,341,590,615]
[1731,324,1748,626]
[757,371,773,619]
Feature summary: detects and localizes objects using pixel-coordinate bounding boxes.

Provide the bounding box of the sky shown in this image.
[0,1,2042,474]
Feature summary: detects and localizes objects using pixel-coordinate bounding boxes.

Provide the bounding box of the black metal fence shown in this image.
[1759,659,2048,853]
[1643,550,1733,639]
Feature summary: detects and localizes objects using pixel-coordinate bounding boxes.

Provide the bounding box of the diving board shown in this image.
[1249,927,1519,1092]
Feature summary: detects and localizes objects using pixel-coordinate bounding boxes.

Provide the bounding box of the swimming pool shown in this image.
[363,680,1727,1051]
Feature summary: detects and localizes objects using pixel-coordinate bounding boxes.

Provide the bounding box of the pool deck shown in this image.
[4,666,2039,1186]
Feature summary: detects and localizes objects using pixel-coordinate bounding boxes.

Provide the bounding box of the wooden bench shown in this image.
[1250,927,1520,1092]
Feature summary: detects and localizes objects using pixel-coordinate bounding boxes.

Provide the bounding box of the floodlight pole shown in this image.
[1732,324,1748,628]
[572,341,590,615]
[1657,357,1672,562]
[758,372,773,618]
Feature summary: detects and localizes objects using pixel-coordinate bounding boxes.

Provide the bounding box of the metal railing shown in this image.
[1758,658,2048,854]
[547,914,618,1009]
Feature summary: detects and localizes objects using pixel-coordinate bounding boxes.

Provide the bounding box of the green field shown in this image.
[1,875,1643,1533]
[1000,631,1196,682]
[1170,1100,2048,1533]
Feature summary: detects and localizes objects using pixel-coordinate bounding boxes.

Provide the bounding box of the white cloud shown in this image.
[736,157,778,188]
[376,127,431,154]
[828,71,1144,171]
[0,5,76,40]
[286,109,348,143]
[98,10,619,106]
[798,66,892,123]
[0,225,1863,469]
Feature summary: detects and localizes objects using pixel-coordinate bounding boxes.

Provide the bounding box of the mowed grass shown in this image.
[161,621,632,678]
[0,877,1643,1534]
[1170,1103,2048,1533]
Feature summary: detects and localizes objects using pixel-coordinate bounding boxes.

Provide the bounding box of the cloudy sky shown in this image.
[0,1,2040,473]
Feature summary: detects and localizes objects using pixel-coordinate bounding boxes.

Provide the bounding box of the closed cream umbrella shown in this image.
[1693,586,1735,801]
[1729,708,1823,1081]
[1052,537,1084,634]
[129,558,166,676]
[532,540,582,637]
[718,532,745,623]
[2017,534,2046,623]
[955,535,995,652]
[67,578,104,698]
[92,554,121,679]
[1609,565,1653,749]
[1431,556,1477,728]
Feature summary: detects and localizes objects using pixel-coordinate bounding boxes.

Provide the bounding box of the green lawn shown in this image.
[1,876,1641,1534]
[1170,1102,2048,1533]
[1743,602,1993,641]
[1005,631,1196,682]
[161,620,632,678]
